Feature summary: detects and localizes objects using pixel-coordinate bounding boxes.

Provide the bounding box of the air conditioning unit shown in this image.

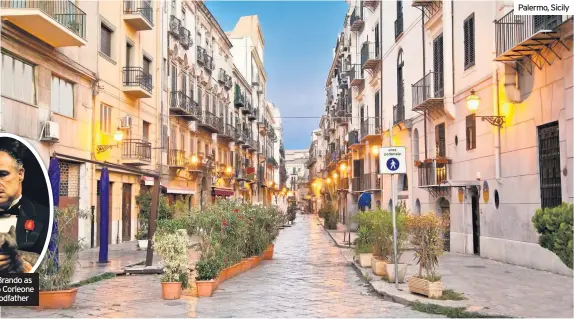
[120,115,132,129]
[41,121,59,142]
[188,121,197,132]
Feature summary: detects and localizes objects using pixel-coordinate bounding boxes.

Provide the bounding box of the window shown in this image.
[162,58,167,90]
[538,122,562,209]
[189,78,195,101]
[206,90,211,112]
[435,123,446,157]
[181,73,187,94]
[162,124,168,149]
[466,115,476,150]
[143,121,150,142]
[51,76,74,118]
[170,127,176,150]
[463,13,475,70]
[198,86,202,106]
[1,52,35,105]
[433,33,444,96]
[100,104,112,133]
[171,65,177,91]
[126,42,133,67]
[196,32,202,48]
[143,56,151,75]
[100,23,113,58]
[374,91,380,129]
[179,128,185,151]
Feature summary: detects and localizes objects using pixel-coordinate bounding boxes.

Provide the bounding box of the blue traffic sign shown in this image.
[386,157,400,171]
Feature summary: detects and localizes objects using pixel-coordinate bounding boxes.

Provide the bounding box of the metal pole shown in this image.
[90,205,95,248]
[390,121,399,289]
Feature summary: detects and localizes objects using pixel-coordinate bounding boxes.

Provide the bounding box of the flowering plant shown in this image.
[153,228,189,284]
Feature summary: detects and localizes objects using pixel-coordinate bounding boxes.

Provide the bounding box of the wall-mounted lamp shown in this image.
[371,145,380,156]
[467,89,505,127]
[96,128,123,153]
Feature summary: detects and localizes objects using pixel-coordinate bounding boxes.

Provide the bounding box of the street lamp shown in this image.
[97,127,124,153]
[466,89,505,127]
[190,154,199,165]
[225,165,233,175]
[371,145,379,156]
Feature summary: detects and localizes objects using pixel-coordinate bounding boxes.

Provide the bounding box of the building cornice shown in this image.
[195,1,233,49]
[233,64,251,93]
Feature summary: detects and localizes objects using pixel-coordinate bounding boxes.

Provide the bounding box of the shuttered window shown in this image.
[162,125,168,149]
[463,13,475,70]
[466,115,476,150]
[433,33,444,97]
[374,91,380,129]
[435,123,446,157]
[100,24,112,57]
[189,79,194,101]
[171,65,177,92]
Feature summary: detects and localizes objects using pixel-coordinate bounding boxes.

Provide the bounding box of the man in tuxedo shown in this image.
[0,138,49,273]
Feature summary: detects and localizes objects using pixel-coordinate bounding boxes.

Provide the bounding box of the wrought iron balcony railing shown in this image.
[122,67,152,93]
[224,75,233,90]
[169,91,193,115]
[350,4,364,31]
[412,71,444,111]
[123,0,153,26]
[360,117,381,139]
[234,84,245,107]
[169,15,181,38]
[179,26,191,49]
[418,158,450,187]
[1,0,87,39]
[218,69,227,84]
[196,46,205,65]
[122,139,151,162]
[348,64,364,87]
[361,41,380,69]
[168,149,187,167]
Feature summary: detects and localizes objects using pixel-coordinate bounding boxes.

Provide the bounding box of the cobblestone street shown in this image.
[194,214,438,318]
[2,214,437,318]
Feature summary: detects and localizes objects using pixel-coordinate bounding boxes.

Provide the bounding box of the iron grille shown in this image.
[538,122,562,209]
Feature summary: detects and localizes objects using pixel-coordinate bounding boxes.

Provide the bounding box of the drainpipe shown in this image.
[493,2,502,182]
[409,128,415,210]
[421,8,428,160]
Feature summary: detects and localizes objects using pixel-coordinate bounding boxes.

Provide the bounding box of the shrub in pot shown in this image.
[37,206,88,309]
[153,222,189,300]
[135,230,148,249]
[405,212,447,298]
[323,201,338,230]
[532,202,573,269]
[195,257,223,297]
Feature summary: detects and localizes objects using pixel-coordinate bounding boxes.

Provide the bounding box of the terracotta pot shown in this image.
[240,259,249,272]
[263,244,274,260]
[371,256,388,277]
[220,268,229,282]
[228,265,236,278]
[248,257,257,268]
[38,288,78,309]
[196,280,215,297]
[161,282,182,300]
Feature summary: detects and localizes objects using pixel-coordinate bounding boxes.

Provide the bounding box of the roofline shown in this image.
[197,1,233,49]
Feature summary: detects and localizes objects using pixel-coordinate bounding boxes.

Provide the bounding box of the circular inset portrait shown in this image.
[0,134,53,273]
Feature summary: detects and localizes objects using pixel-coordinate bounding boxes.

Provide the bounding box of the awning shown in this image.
[358,192,372,208]
[212,187,234,197]
[166,187,195,195]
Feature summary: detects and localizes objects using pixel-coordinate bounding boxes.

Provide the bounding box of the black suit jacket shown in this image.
[15,196,50,255]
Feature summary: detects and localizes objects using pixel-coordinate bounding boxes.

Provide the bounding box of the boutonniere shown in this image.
[24,219,35,242]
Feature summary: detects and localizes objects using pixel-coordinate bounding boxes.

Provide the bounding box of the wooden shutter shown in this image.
[100,25,112,57]
[435,123,446,157]
[464,14,475,69]
[466,115,476,150]
[353,160,361,178]
[433,33,444,97]
[374,92,380,128]
[171,65,177,92]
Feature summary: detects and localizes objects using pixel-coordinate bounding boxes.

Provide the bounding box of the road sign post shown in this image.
[379,124,406,289]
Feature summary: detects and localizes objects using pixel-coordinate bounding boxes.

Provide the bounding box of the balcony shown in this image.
[235,128,245,144]
[168,15,181,39]
[252,73,260,86]
[418,158,450,187]
[200,49,214,73]
[412,71,445,119]
[242,99,253,115]
[411,0,443,20]
[169,91,200,120]
[219,123,235,140]
[306,141,318,168]
[122,67,152,98]
[494,11,569,71]
[248,138,258,151]
[234,84,245,108]
[360,117,382,141]
[1,0,87,47]
[168,149,187,168]
[121,139,151,165]
[361,41,381,70]
[348,64,364,87]
[363,0,378,9]
[395,15,404,39]
[123,0,153,31]
[224,75,233,90]
[241,132,251,149]
[199,111,222,132]
[248,108,257,121]
[218,69,227,84]
[179,25,191,50]
[350,5,364,32]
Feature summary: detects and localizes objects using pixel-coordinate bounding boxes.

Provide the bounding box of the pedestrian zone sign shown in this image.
[379,146,406,175]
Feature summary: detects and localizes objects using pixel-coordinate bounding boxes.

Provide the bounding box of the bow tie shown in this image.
[0,204,20,216]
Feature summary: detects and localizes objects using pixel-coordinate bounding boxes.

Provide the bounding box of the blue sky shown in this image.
[205,1,348,150]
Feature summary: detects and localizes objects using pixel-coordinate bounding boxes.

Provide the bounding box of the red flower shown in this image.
[222,219,229,228]
[24,219,35,232]
[234,209,238,213]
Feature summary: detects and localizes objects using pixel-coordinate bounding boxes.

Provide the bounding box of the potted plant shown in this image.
[153,226,189,300]
[135,229,148,249]
[370,209,392,277]
[385,202,409,283]
[435,157,450,164]
[352,210,376,268]
[195,257,222,297]
[37,206,88,309]
[406,213,447,298]
[322,201,338,230]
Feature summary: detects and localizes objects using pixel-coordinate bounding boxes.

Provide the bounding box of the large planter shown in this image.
[38,288,78,309]
[371,256,388,277]
[161,282,182,300]
[196,280,216,297]
[263,244,274,260]
[358,253,373,268]
[385,263,407,283]
[138,240,148,249]
[407,276,443,298]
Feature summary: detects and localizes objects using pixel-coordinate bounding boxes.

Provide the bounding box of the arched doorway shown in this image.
[469,186,480,255]
[436,197,450,251]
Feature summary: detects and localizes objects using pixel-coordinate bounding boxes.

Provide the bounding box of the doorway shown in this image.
[437,197,450,252]
[470,187,480,255]
[122,184,132,242]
